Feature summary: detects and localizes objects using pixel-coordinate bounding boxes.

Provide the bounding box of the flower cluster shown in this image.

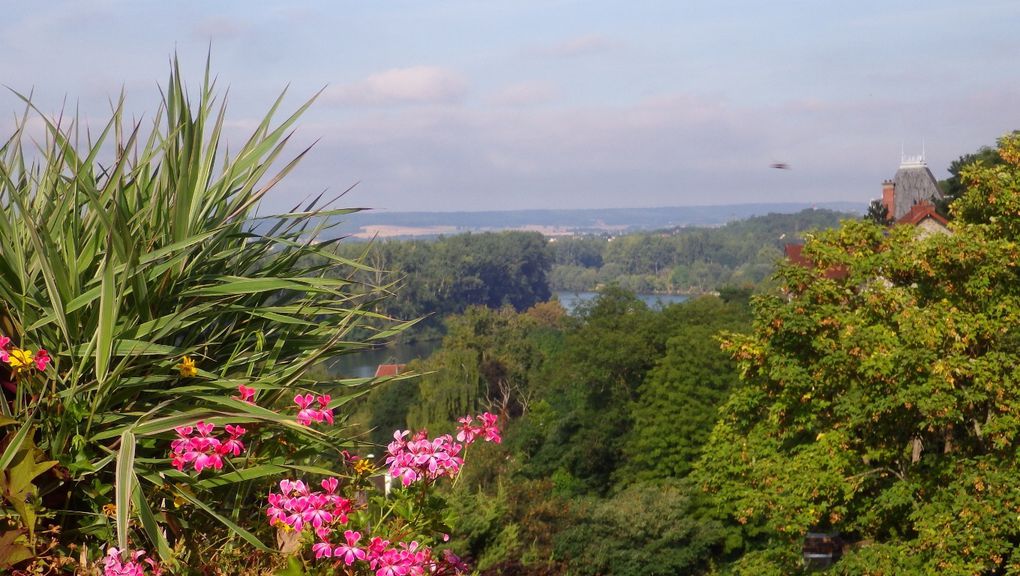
[386,431,464,488]
[169,421,246,473]
[329,535,434,576]
[456,412,502,444]
[313,530,464,576]
[295,393,333,426]
[102,547,161,576]
[267,478,353,535]
[0,334,50,375]
[386,412,502,488]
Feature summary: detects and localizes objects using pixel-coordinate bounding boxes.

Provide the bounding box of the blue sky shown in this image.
[1,1,1018,212]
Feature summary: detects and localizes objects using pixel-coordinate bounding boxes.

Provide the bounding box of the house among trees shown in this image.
[878,153,949,235]
[786,153,951,273]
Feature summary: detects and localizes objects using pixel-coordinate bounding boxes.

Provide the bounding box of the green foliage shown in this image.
[548,209,848,293]
[335,231,553,339]
[620,296,751,482]
[697,133,1020,573]
[937,130,1019,211]
[864,199,892,225]
[0,61,398,567]
[553,480,726,576]
[409,304,563,433]
[521,288,661,495]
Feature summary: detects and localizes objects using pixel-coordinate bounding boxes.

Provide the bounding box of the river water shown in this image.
[330,291,691,378]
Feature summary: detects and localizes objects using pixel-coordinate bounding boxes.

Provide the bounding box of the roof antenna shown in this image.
[921,138,926,163]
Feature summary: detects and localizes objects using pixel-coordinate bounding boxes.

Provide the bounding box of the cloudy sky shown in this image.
[1,1,1018,213]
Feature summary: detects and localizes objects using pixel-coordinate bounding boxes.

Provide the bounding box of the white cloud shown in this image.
[325,66,468,106]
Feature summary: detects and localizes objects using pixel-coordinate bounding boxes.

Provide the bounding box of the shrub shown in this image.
[0,60,409,571]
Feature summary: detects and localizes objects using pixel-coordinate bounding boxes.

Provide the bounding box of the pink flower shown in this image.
[386,429,464,487]
[441,549,470,575]
[321,477,338,493]
[455,413,502,445]
[168,421,243,474]
[294,392,336,426]
[478,412,502,444]
[334,530,367,566]
[235,385,256,403]
[374,548,410,576]
[218,425,246,456]
[34,348,50,371]
[0,335,10,363]
[295,393,318,425]
[103,547,160,576]
[312,541,334,559]
[455,416,477,443]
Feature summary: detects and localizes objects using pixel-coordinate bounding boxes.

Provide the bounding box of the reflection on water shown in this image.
[554,291,689,314]
[328,340,438,379]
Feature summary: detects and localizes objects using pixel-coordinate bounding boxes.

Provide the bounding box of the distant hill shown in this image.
[333,202,864,239]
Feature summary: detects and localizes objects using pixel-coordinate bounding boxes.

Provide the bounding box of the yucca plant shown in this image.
[0,60,409,569]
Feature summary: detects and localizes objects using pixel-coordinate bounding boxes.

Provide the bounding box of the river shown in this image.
[330,291,691,378]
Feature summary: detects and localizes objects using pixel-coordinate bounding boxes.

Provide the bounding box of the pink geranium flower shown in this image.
[235,385,256,403]
[334,530,367,566]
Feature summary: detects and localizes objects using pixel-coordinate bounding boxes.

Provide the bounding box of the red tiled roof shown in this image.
[784,243,848,280]
[897,201,949,227]
[374,364,406,378]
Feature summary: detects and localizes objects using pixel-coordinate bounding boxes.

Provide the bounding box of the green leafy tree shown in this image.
[620,296,750,482]
[553,480,726,576]
[697,132,1020,574]
[937,130,1018,211]
[864,199,892,225]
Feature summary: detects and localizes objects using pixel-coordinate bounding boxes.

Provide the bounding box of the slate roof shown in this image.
[892,165,943,219]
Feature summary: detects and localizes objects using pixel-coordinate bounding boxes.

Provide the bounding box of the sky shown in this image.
[1,1,1018,213]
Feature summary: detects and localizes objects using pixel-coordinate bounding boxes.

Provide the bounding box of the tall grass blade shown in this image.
[115,431,136,550]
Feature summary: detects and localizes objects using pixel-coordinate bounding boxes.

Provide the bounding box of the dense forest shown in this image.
[341,135,1020,575]
[332,209,850,338]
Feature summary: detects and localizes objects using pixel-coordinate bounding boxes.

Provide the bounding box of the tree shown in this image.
[697,132,1020,574]
[621,296,750,483]
[864,199,892,225]
[937,130,1018,211]
[523,287,662,494]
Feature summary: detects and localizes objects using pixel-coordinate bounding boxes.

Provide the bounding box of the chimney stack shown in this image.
[882,180,895,219]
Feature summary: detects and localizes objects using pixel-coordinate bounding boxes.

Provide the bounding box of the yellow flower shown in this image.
[8,348,34,375]
[354,459,375,475]
[176,356,197,378]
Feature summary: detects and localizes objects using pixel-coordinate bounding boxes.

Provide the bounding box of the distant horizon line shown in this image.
[343,200,865,216]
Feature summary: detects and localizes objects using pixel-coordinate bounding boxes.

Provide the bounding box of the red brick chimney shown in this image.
[881,180,895,218]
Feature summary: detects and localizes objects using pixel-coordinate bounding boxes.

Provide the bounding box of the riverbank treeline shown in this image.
[331,209,850,338]
[550,208,848,294]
